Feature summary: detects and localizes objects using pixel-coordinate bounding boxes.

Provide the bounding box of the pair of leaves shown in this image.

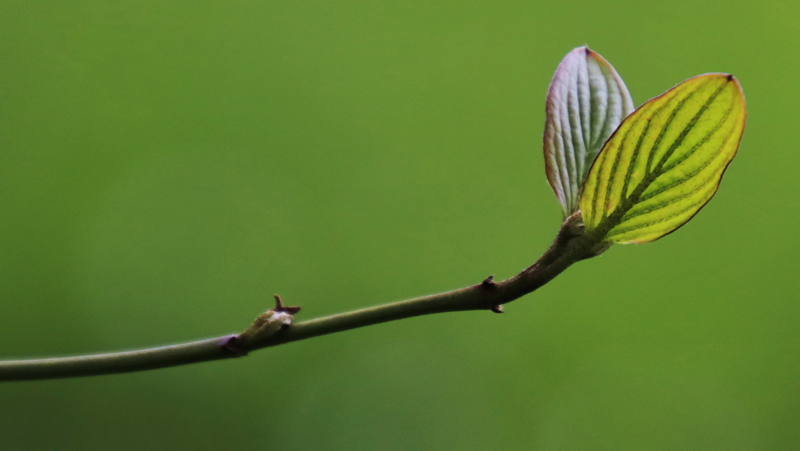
[543,47,746,244]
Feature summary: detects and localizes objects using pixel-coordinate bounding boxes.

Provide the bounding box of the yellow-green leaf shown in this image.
[580,73,746,244]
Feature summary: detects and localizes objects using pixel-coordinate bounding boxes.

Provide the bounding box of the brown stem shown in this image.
[0,214,605,382]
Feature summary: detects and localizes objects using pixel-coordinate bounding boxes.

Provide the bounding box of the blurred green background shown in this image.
[0,1,797,449]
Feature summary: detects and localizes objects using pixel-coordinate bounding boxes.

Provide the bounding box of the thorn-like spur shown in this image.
[273,294,301,315]
[481,276,503,313]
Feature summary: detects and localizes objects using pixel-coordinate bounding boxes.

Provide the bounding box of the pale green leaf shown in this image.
[544,46,634,217]
[581,73,746,244]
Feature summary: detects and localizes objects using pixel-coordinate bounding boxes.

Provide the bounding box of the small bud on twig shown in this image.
[233,295,301,351]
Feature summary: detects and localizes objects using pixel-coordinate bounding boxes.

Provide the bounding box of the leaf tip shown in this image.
[704,72,742,90]
[716,73,740,91]
[724,74,745,99]
[708,72,746,115]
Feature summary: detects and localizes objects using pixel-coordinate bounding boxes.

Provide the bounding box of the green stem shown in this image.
[0,218,600,382]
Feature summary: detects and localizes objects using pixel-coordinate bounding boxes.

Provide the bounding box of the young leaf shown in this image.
[544,46,635,217]
[581,73,746,244]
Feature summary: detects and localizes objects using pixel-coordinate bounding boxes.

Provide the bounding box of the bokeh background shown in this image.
[0,1,797,449]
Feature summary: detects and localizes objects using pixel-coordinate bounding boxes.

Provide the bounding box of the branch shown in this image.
[0,214,606,381]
